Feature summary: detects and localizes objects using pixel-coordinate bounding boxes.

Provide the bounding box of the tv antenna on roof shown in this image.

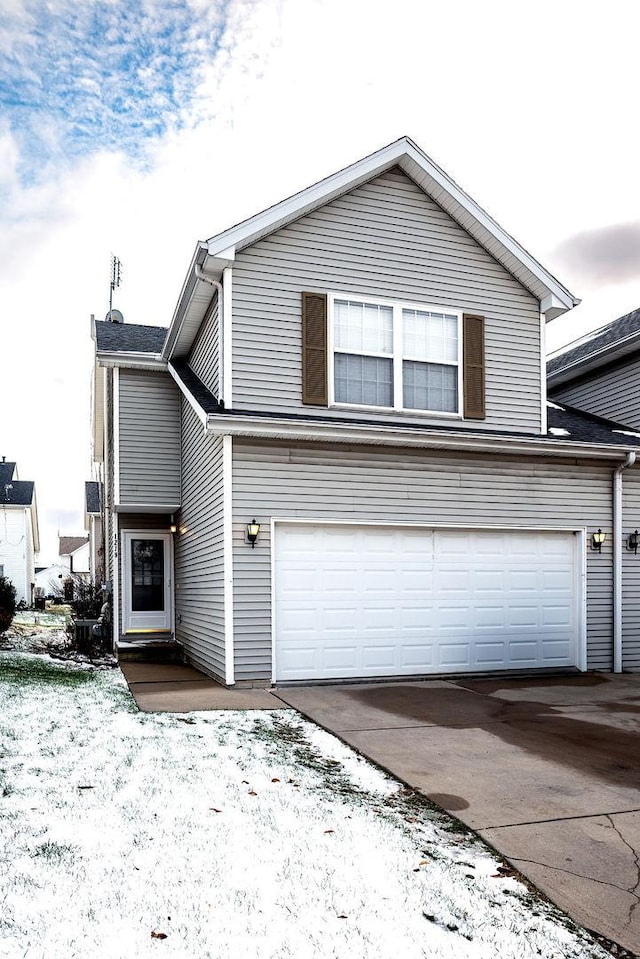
[109,254,123,314]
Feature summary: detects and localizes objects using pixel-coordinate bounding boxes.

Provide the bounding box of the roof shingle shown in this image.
[547,307,640,377]
[59,536,89,556]
[1,480,34,505]
[95,321,167,354]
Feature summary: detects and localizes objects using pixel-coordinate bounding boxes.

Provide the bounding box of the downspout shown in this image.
[613,451,636,673]
[194,265,224,406]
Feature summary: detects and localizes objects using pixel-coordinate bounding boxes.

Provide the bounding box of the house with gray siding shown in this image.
[91,136,640,685]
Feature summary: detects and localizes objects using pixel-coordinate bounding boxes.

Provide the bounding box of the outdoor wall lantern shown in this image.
[169,514,177,534]
[628,530,640,554]
[247,519,260,548]
[591,529,606,552]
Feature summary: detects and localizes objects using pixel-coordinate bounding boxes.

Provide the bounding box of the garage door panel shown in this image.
[274,525,578,682]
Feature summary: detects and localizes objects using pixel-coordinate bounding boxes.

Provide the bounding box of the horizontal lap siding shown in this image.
[623,471,640,671]
[232,168,541,434]
[552,358,640,432]
[118,370,181,506]
[174,399,225,681]
[232,440,616,682]
[188,296,219,397]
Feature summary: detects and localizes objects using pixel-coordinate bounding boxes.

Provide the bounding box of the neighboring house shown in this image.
[58,536,90,581]
[84,481,103,585]
[0,458,39,605]
[547,307,640,430]
[34,564,69,599]
[91,135,640,685]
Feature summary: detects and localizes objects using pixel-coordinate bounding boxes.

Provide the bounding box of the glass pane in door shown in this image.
[131,539,165,611]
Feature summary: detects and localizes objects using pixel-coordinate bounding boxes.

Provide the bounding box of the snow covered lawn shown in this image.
[0,652,610,959]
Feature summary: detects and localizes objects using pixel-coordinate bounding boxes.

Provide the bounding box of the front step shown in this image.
[117,636,184,664]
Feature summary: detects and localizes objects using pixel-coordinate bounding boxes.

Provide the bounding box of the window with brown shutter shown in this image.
[463,314,486,419]
[302,292,328,405]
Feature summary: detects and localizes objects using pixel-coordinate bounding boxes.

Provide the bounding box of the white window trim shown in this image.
[327,292,463,418]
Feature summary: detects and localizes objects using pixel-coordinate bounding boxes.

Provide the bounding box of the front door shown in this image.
[122,532,173,635]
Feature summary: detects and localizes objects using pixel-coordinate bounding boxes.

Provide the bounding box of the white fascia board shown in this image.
[167,362,208,428]
[163,245,235,361]
[97,351,167,371]
[205,412,636,461]
[114,503,180,513]
[205,135,577,317]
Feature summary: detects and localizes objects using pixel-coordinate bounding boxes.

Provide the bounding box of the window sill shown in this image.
[329,402,463,420]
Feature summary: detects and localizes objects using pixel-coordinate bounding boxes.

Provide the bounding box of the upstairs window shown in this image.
[331,296,460,414]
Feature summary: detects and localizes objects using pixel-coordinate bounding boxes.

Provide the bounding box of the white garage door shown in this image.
[274,524,578,682]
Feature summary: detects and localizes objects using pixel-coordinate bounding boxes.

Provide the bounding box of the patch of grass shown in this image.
[32,840,76,864]
[0,653,95,687]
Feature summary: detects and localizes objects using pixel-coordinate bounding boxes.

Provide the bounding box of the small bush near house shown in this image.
[0,576,17,634]
[70,578,103,620]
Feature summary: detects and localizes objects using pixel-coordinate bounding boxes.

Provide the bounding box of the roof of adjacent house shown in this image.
[94,320,167,355]
[59,536,89,556]
[1,480,34,505]
[0,461,15,484]
[85,481,101,514]
[547,306,640,384]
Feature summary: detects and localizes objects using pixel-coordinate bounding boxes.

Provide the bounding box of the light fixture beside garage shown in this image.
[591,529,606,552]
[247,519,260,548]
[627,530,639,553]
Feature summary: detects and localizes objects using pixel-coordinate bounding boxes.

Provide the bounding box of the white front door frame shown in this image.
[121,530,174,635]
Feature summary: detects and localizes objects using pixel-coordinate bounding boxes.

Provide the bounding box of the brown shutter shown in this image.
[463,314,485,419]
[302,292,328,406]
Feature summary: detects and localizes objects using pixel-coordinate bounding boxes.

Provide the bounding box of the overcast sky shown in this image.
[2,0,640,563]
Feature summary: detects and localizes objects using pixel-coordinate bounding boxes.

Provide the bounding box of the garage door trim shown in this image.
[270,519,588,684]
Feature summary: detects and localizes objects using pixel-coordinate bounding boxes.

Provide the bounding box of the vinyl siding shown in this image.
[174,399,225,681]
[552,357,640,432]
[118,369,181,507]
[188,294,219,398]
[232,440,615,682]
[0,508,29,603]
[622,469,640,671]
[232,168,542,434]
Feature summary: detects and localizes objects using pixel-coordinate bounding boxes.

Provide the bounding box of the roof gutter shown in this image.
[613,451,636,672]
[204,412,639,460]
[194,265,225,405]
[96,352,166,371]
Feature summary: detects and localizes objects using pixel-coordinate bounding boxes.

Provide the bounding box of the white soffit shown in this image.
[205,136,578,319]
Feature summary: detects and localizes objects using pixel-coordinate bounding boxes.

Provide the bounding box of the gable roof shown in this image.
[164,136,579,360]
[59,536,89,556]
[1,480,34,505]
[0,461,16,485]
[94,320,167,355]
[85,481,101,515]
[547,306,640,386]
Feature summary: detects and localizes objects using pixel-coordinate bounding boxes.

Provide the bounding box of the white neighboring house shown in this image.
[0,459,40,605]
[58,536,91,583]
[34,564,70,599]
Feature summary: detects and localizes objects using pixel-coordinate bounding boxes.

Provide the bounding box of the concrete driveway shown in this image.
[274,674,640,956]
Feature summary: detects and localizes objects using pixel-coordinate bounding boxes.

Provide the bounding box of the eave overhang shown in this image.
[204,412,634,461]
[548,331,640,388]
[96,351,167,372]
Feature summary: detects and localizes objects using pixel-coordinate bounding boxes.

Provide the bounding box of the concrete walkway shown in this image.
[119,662,287,711]
[274,674,640,956]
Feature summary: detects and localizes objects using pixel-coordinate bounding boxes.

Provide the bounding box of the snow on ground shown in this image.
[0,652,610,959]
